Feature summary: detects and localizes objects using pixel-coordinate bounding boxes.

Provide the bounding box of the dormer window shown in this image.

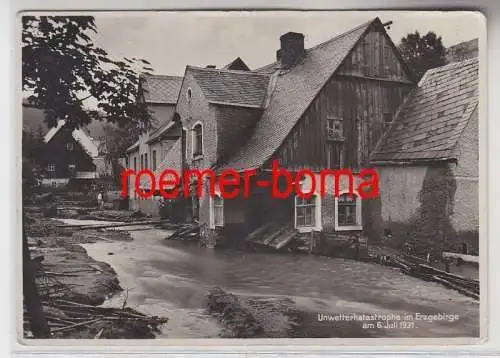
[326,116,344,141]
[192,122,203,158]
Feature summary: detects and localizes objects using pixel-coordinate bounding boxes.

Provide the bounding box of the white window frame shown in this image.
[334,190,362,231]
[294,193,322,233]
[209,191,224,229]
[47,164,56,172]
[66,142,74,151]
[191,121,204,159]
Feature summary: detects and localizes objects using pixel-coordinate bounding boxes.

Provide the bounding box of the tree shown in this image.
[398,31,447,81]
[102,122,139,183]
[22,16,152,130]
[22,16,153,338]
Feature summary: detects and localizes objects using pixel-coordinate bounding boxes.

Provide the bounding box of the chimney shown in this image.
[278,32,305,69]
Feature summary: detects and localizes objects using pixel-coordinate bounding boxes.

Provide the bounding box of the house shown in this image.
[368,58,479,256]
[222,57,251,71]
[124,73,183,214]
[171,17,417,248]
[40,120,106,189]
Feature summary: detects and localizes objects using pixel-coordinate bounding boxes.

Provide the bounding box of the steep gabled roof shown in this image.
[44,120,100,158]
[218,18,381,171]
[370,58,478,164]
[141,74,183,104]
[222,57,250,71]
[146,120,179,144]
[125,139,140,153]
[188,66,270,108]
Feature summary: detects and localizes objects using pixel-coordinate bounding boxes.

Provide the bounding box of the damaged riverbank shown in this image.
[22,191,479,339]
[23,199,168,339]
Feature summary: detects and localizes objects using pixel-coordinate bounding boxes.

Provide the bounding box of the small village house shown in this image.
[123,58,254,215]
[39,119,107,189]
[124,73,183,214]
[172,17,417,249]
[368,58,479,256]
[23,101,113,189]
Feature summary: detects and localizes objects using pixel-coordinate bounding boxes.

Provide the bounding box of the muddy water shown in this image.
[61,219,480,339]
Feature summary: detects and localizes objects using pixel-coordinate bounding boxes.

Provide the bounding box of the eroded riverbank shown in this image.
[80,220,479,339]
[23,204,168,339]
[23,189,479,339]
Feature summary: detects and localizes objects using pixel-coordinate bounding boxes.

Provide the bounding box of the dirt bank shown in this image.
[23,201,167,339]
[206,287,373,338]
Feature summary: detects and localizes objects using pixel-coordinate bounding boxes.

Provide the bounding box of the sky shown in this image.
[91,11,484,76]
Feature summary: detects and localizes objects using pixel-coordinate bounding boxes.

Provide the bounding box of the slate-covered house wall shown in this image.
[368,59,479,256]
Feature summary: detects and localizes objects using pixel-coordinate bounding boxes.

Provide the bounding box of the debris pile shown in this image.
[379,254,479,300]
[207,287,264,338]
[23,194,169,339]
[206,287,372,338]
[28,299,168,339]
[165,223,200,241]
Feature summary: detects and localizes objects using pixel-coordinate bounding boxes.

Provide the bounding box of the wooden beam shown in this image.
[442,252,479,263]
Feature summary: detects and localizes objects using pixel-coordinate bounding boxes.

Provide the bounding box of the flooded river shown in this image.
[60,219,480,339]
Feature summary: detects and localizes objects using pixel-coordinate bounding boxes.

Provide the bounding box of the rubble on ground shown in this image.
[23,193,168,339]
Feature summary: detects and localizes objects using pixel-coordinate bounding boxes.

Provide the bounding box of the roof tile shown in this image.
[188,67,270,108]
[142,74,183,104]
[217,18,377,171]
[371,58,478,163]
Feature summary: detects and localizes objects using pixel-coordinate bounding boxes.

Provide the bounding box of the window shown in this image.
[335,192,362,231]
[187,88,193,102]
[144,153,148,170]
[210,194,224,228]
[152,150,157,171]
[47,164,55,172]
[68,164,76,172]
[66,143,74,151]
[140,154,144,169]
[295,194,321,231]
[133,157,137,172]
[326,116,344,141]
[192,122,203,157]
[327,142,344,169]
[125,157,129,168]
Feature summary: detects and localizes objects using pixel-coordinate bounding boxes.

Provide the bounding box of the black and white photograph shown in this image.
[20,11,484,342]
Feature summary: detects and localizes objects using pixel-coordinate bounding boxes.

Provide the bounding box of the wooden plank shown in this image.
[274,229,298,250]
[57,220,169,230]
[442,252,479,263]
